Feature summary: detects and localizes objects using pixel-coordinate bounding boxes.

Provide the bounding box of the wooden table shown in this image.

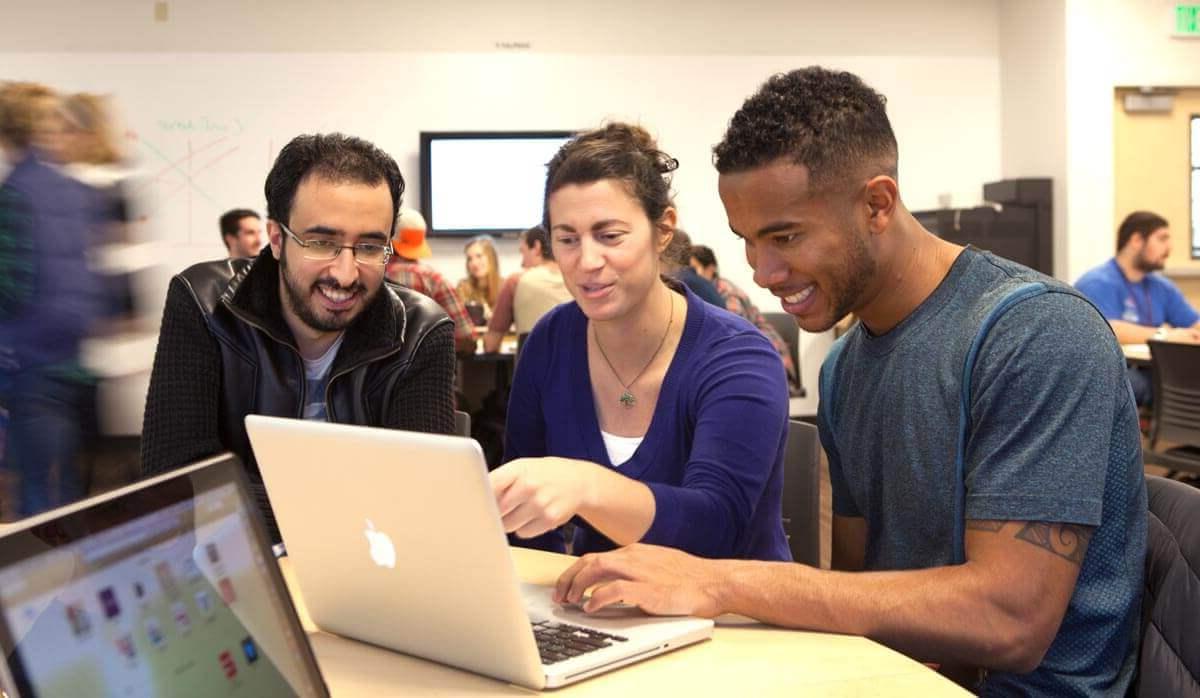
[280,548,970,696]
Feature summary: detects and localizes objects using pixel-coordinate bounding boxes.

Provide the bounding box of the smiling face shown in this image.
[268,174,393,347]
[466,242,491,280]
[718,159,876,333]
[548,179,674,323]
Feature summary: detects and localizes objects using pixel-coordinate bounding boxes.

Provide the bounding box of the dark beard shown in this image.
[279,249,373,333]
[1133,252,1164,274]
[826,225,877,328]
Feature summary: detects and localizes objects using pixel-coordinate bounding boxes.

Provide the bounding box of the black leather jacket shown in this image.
[141,250,456,535]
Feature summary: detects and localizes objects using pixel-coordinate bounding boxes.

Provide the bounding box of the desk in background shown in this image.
[457,340,517,413]
[280,548,970,696]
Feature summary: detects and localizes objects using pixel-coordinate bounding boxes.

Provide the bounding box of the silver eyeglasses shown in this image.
[279,222,391,266]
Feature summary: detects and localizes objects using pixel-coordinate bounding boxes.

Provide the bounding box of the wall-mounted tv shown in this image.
[419,130,575,237]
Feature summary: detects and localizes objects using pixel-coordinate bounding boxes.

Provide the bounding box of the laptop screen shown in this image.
[0,456,325,697]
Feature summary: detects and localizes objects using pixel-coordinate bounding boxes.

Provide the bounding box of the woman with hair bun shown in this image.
[491,123,791,561]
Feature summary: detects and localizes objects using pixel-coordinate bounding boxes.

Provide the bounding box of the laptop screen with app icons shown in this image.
[0,455,326,697]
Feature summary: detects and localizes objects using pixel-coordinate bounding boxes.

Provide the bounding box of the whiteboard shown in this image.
[0,51,1002,315]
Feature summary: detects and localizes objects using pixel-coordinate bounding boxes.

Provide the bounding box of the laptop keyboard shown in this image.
[531,620,628,665]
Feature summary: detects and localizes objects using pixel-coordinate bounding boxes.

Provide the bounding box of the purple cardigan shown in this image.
[503,285,791,560]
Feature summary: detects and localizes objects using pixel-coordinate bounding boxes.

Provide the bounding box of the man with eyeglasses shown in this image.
[141,133,456,540]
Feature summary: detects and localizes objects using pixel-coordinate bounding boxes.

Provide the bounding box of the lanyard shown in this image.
[1112,260,1154,326]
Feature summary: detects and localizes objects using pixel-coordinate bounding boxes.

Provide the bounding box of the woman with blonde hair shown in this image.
[457,235,501,322]
[55,93,123,167]
[52,93,146,324]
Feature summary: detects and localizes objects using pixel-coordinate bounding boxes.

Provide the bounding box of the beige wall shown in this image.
[999,0,1067,277]
[1112,87,1200,308]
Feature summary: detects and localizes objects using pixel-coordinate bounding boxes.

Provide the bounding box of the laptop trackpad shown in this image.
[521,583,644,621]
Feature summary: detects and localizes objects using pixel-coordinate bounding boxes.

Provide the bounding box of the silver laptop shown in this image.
[245,415,713,690]
[0,454,327,698]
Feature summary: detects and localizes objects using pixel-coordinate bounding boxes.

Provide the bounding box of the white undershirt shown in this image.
[600,430,643,467]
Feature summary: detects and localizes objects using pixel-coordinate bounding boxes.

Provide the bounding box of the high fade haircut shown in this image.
[1116,211,1168,253]
[713,67,898,193]
[264,133,404,235]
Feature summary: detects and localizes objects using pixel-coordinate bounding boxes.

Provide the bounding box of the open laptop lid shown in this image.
[246,415,548,689]
[0,454,328,698]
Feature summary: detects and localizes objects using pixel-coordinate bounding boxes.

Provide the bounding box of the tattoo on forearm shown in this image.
[965,519,1005,532]
[1014,523,1093,565]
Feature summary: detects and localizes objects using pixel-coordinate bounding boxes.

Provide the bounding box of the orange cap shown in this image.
[391,208,431,259]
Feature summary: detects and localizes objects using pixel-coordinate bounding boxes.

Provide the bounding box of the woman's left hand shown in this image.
[489,457,596,538]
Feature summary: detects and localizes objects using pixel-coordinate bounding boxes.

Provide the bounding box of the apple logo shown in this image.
[363,519,396,569]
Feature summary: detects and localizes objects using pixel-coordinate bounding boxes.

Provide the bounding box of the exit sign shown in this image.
[1176,4,1200,36]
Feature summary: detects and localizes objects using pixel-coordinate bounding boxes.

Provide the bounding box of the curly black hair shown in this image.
[265,133,405,233]
[713,67,897,190]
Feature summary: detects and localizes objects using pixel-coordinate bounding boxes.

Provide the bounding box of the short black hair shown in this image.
[713,67,898,192]
[1116,211,1168,252]
[218,208,259,246]
[690,244,717,270]
[521,224,550,257]
[264,133,404,234]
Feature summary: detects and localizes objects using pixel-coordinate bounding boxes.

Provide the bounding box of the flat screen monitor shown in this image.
[419,131,574,237]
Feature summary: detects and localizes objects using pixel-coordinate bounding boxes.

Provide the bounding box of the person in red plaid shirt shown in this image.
[385,208,476,356]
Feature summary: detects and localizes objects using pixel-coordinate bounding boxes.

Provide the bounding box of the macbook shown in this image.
[245,415,713,689]
[0,454,327,697]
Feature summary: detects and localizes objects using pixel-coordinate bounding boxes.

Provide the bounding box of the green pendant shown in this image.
[619,391,636,408]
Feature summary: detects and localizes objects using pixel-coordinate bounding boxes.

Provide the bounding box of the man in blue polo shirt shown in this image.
[1075,210,1200,404]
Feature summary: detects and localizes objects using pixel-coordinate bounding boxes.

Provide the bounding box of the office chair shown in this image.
[781,419,821,567]
[1135,475,1200,696]
[453,410,471,438]
[1144,340,1200,477]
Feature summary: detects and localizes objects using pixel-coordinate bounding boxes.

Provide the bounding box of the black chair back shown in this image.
[1145,341,1200,475]
[781,419,820,566]
[1148,340,1200,448]
[1136,475,1200,696]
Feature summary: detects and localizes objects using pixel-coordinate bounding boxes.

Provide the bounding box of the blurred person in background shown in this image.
[659,228,724,307]
[481,224,572,353]
[457,234,501,323]
[690,243,800,393]
[53,93,151,328]
[0,82,104,517]
[1074,211,1200,406]
[51,92,164,489]
[386,207,475,356]
[219,208,264,259]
